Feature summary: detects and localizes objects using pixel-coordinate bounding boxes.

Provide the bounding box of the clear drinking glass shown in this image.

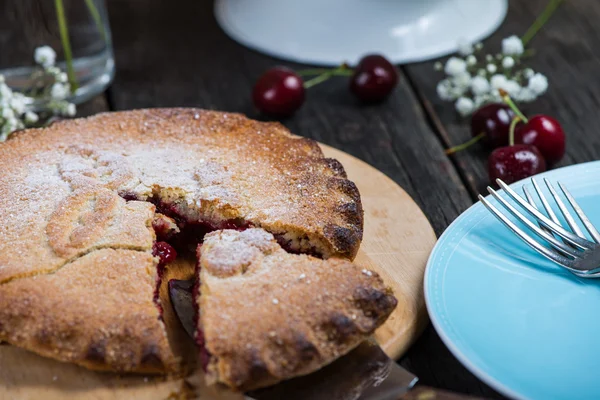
[0,0,115,106]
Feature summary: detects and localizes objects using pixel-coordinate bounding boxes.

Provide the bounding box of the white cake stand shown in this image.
[214,0,508,66]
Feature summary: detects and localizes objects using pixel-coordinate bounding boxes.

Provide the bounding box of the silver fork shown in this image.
[478,178,600,277]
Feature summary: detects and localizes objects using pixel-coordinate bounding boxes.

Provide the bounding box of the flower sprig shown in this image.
[0,46,76,141]
[434,0,562,116]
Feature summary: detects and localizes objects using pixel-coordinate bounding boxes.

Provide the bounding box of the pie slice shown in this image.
[195,229,398,392]
[0,248,178,373]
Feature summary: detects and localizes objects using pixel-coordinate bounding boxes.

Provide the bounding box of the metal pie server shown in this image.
[169,279,480,400]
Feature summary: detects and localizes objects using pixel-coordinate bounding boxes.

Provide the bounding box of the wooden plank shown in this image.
[405,0,600,197]
[104,0,488,397]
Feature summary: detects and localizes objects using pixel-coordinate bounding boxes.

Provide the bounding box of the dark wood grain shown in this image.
[103,0,496,398]
[405,0,600,198]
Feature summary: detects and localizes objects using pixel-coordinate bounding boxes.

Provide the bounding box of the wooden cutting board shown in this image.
[0,144,437,400]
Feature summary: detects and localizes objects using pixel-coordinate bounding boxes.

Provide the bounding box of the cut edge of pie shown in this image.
[195,228,398,392]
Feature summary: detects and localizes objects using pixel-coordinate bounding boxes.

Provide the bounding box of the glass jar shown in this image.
[0,0,114,106]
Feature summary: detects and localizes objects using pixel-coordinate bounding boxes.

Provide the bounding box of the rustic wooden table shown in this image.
[75,1,599,398]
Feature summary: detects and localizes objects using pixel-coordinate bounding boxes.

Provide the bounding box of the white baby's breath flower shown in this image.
[444,57,467,76]
[523,68,535,79]
[502,35,524,56]
[502,56,515,69]
[47,66,61,76]
[436,80,454,101]
[34,46,56,68]
[457,38,474,56]
[434,62,443,71]
[66,103,76,116]
[470,76,491,95]
[455,97,475,116]
[528,73,548,95]
[485,54,494,62]
[504,80,522,96]
[466,55,477,66]
[453,72,472,90]
[477,69,487,77]
[475,43,484,50]
[6,117,18,130]
[10,97,26,115]
[486,64,497,74]
[449,85,468,99]
[51,83,69,100]
[490,74,508,90]
[514,87,537,102]
[24,111,39,124]
[57,72,68,83]
[2,107,14,120]
[0,83,12,100]
[0,75,4,84]
[473,94,491,108]
[490,89,502,101]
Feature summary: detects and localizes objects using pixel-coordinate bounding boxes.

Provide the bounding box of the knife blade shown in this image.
[168,279,418,400]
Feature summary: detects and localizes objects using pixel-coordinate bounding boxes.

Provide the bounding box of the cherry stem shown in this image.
[521,49,536,59]
[55,0,79,91]
[303,63,350,89]
[297,68,353,77]
[498,88,529,123]
[509,116,522,146]
[445,132,486,155]
[521,0,564,46]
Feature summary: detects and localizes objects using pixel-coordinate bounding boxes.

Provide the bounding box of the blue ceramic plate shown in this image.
[425,161,600,400]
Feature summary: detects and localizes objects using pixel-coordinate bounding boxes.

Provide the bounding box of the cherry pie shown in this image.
[0,108,393,384]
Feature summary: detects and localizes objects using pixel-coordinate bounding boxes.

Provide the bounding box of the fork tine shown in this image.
[478,195,577,270]
[543,178,586,239]
[531,179,563,227]
[487,187,581,258]
[558,181,600,243]
[496,179,592,249]
[524,185,578,257]
[523,186,540,213]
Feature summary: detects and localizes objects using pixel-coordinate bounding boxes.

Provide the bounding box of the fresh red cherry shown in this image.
[153,241,177,266]
[488,144,546,184]
[471,103,517,148]
[349,54,398,103]
[515,115,565,165]
[252,67,305,117]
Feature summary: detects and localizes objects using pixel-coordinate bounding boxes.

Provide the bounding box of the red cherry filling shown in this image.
[151,241,177,317]
[153,241,178,267]
[152,214,180,241]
